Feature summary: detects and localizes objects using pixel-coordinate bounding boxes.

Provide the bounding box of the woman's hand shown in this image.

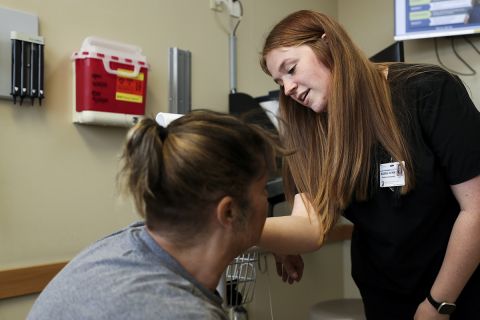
[273,253,304,284]
[414,299,449,320]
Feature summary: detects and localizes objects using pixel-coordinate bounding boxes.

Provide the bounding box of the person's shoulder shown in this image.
[389,63,453,83]
[388,63,460,94]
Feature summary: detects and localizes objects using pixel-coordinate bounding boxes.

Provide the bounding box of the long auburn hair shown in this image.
[260,10,413,239]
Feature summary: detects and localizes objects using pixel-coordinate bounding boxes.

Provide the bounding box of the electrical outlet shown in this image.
[209,0,222,12]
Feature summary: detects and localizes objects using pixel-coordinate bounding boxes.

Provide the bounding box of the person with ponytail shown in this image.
[258,10,480,320]
[28,110,282,320]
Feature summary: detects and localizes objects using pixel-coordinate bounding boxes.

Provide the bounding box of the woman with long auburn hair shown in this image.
[258,10,480,320]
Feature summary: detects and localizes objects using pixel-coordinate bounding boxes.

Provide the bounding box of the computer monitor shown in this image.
[369,41,405,63]
[394,0,480,41]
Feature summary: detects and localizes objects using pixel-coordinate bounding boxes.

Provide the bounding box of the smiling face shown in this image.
[266,45,332,113]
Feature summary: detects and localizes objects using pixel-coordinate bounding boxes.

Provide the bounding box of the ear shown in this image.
[215,196,235,228]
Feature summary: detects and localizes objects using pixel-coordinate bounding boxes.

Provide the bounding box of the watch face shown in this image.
[438,303,456,315]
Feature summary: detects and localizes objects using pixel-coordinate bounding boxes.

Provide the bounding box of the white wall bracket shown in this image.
[209,0,241,18]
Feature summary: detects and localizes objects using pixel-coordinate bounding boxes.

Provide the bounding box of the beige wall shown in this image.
[0,1,342,319]
[338,0,395,57]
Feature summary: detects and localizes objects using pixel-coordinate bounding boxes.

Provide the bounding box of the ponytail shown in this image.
[119,118,166,218]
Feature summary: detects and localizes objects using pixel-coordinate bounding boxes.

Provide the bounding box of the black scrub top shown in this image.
[343,64,480,301]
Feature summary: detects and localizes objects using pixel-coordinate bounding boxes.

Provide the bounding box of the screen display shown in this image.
[395,0,480,40]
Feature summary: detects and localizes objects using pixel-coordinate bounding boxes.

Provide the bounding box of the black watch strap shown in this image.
[427,293,456,315]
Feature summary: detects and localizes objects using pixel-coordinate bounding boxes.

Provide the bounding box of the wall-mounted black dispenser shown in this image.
[10,31,44,105]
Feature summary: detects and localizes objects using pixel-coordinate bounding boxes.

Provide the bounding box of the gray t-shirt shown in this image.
[28,222,227,320]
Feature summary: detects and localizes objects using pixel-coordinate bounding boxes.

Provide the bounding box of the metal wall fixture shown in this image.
[168,47,191,114]
[0,6,42,105]
[11,31,44,105]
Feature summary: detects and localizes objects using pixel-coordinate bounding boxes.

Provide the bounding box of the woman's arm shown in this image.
[415,174,480,318]
[259,193,326,254]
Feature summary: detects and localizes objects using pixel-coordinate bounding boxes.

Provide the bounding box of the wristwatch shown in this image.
[427,292,456,315]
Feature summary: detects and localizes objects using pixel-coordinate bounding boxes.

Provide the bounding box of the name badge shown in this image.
[380,161,405,188]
